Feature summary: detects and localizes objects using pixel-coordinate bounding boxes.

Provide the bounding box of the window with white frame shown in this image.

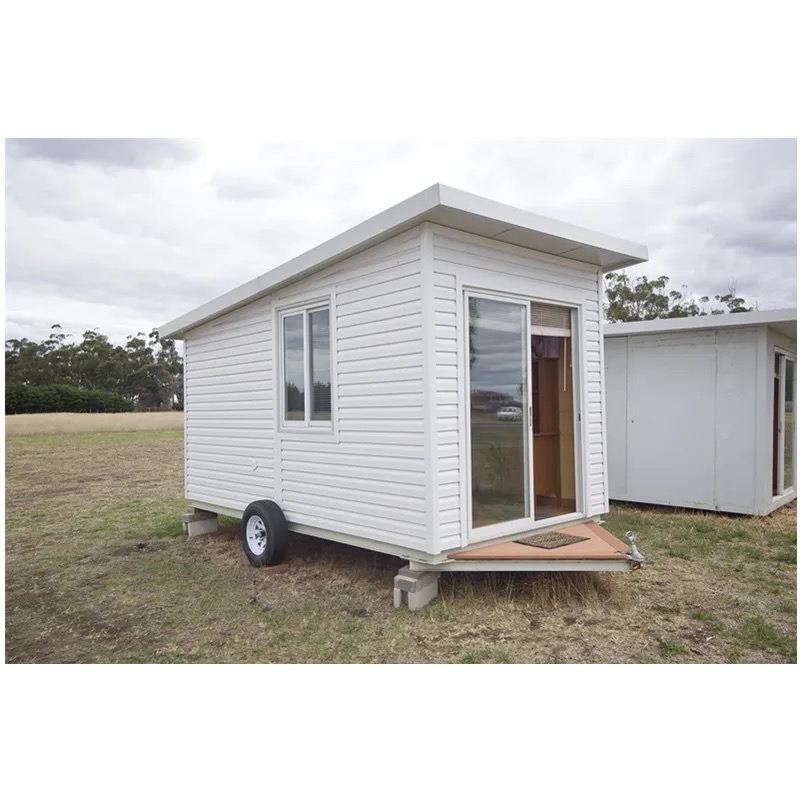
[280,304,332,426]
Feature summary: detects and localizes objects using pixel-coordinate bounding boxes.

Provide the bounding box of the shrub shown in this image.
[5,383,134,414]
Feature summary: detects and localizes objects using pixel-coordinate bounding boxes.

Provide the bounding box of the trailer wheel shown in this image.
[241,500,288,567]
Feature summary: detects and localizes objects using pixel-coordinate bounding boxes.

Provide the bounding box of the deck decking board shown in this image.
[451,521,628,561]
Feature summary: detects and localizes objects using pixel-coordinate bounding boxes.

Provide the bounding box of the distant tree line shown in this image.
[5,326,183,414]
[5,274,755,415]
[285,381,332,413]
[605,274,753,322]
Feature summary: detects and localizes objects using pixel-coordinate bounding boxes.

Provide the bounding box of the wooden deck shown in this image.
[407,520,634,572]
[452,521,630,562]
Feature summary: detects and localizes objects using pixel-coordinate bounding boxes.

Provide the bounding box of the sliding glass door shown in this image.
[467,292,582,539]
[468,296,531,529]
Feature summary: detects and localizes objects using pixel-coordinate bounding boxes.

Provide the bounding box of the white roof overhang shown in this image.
[603,308,797,341]
[160,183,649,339]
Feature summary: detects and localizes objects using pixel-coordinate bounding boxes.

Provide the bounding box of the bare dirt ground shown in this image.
[5,429,796,663]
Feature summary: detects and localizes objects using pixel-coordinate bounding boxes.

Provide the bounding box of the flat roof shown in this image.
[160,183,649,339]
[604,308,797,340]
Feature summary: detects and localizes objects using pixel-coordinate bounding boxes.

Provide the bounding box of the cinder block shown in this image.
[394,576,417,592]
[394,568,438,592]
[393,568,439,611]
[182,509,219,538]
[407,579,438,611]
[182,509,218,523]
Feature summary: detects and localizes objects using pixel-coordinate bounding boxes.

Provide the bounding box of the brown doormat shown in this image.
[516,531,589,549]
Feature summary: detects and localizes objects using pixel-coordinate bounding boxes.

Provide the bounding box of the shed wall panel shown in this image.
[184,221,624,555]
[714,329,759,513]
[431,228,608,530]
[604,337,628,497]
[184,229,428,554]
[433,268,463,551]
[604,326,795,515]
[273,230,427,547]
[184,295,275,510]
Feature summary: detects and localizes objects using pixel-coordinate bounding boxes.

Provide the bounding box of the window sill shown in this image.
[278,426,338,443]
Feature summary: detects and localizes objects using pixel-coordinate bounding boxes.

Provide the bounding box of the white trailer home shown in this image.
[160,185,650,608]
[604,309,797,516]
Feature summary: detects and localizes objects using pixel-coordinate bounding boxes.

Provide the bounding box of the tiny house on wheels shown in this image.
[604,309,797,516]
[160,185,650,609]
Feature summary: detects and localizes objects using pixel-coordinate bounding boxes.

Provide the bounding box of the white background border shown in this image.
[2,0,798,797]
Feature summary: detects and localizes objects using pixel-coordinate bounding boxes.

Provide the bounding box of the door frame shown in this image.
[774,350,796,497]
[463,287,584,544]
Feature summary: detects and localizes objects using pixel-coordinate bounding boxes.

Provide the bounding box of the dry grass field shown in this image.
[5,427,797,663]
[6,411,184,436]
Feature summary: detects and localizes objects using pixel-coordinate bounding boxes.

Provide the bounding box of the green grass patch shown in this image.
[734,617,796,659]
[459,647,514,664]
[688,609,721,627]
[776,601,797,617]
[5,433,797,664]
[769,547,797,564]
[657,637,689,657]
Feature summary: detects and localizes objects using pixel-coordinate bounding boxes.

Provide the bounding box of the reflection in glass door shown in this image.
[468,297,530,528]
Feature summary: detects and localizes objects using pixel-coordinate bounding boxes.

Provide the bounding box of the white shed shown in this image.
[160,185,650,606]
[604,309,797,516]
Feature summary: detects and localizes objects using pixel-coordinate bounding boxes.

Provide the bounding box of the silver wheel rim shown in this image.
[246,515,268,556]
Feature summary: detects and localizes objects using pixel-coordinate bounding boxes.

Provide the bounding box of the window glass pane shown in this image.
[784,358,795,491]
[469,297,529,527]
[283,314,305,421]
[309,308,331,421]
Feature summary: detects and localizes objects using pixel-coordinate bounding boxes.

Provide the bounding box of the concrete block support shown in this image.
[393,566,439,611]
[183,508,219,538]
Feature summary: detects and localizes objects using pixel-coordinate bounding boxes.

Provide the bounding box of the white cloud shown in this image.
[4,138,796,344]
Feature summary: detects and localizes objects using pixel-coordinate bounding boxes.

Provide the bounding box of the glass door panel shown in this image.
[784,357,796,492]
[468,297,530,528]
[773,353,796,496]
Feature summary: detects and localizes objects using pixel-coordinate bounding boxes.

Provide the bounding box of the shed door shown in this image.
[466,293,581,543]
[626,336,716,508]
[467,296,532,531]
[773,353,796,496]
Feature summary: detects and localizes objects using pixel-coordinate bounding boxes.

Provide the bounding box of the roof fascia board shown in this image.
[603,308,798,337]
[436,184,649,267]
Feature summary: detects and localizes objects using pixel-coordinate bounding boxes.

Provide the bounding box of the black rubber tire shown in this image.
[241,500,288,567]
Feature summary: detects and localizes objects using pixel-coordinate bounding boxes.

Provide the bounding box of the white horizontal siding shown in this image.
[184,295,275,511]
[273,229,428,549]
[432,269,463,551]
[583,296,608,517]
[183,220,613,555]
[435,233,598,296]
[183,229,428,555]
[431,227,608,526]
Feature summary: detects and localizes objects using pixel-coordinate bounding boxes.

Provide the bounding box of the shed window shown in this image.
[281,304,332,426]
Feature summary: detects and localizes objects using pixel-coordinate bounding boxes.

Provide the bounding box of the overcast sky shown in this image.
[4,138,797,345]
